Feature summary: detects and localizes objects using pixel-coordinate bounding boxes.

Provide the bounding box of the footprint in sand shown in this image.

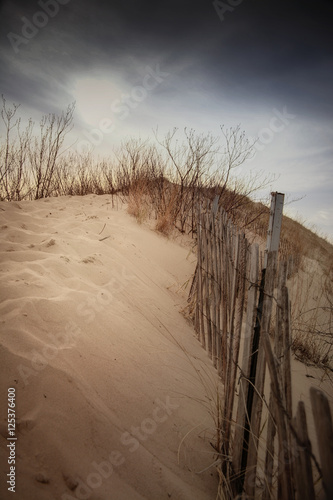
[81,256,95,264]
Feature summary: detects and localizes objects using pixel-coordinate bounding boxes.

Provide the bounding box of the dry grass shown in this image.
[155,213,173,235]
[154,191,178,235]
[127,187,150,224]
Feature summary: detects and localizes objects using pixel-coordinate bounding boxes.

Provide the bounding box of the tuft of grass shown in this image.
[127,187,149,224]
[155,196,177,235]
[155,214,172,235]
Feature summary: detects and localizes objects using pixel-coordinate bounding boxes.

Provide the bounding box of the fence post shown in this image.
[264,192,284,267]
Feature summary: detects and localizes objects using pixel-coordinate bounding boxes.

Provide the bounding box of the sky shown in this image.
[0,0,333,239]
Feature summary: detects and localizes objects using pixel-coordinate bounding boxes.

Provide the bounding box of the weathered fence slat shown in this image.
[202,209,209,349]
[210,209,218,368]
[216,214,223,378]
[222,232,240,458]
[224,234,248,468]
[232,243,260,479]
[221,213,228,384]
[195,203,202,339]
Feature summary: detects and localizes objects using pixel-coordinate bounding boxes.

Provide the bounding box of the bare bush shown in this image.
[154,127,218,232]
[29,103,75,199]
[0,95,24,200]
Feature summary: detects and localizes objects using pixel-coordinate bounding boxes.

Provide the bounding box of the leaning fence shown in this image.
[188,196,333,499]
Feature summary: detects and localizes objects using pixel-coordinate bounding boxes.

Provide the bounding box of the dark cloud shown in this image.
[0,0,332,118]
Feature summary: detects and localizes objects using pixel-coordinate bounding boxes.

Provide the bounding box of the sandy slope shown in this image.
[0,195,221,500]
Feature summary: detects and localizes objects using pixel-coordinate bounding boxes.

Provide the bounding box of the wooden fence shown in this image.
[188,199,333,500]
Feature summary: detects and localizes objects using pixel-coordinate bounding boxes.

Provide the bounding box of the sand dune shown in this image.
[0,195,221,500]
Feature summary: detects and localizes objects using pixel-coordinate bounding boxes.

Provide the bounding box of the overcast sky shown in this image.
[0,0,333,239]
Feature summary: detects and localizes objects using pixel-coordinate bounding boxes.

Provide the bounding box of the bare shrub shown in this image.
[0,95,33,200]
[154,127,218,233]
[29,103,75,199]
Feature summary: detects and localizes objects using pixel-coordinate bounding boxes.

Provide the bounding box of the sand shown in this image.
[0,195,221,500]
[1,194,332,500]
